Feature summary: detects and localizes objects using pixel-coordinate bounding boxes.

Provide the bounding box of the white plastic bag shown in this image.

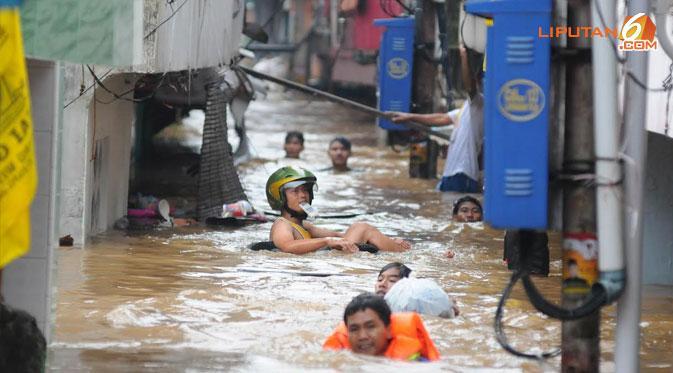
[384,278,456,318]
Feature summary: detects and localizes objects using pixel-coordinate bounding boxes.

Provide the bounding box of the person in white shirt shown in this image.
[388,46,483,193]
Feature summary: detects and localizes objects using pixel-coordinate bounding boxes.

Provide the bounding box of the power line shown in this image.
[64,0,189,109]
[144,0,189,40]
[64,68,114,108]
[592,0,670,92]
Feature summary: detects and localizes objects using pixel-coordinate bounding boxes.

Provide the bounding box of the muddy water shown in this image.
[49,93,673,372]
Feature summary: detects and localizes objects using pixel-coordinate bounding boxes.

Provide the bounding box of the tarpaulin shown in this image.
[0,5,37,268]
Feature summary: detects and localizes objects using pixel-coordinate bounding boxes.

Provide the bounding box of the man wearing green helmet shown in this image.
[266,166,412,254]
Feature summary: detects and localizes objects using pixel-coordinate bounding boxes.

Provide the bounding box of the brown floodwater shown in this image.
[49,93,673,372]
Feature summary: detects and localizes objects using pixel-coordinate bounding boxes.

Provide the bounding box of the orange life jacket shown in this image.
[323,312,440,361]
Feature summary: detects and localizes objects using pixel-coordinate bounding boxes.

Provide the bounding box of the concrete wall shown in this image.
[1,59,60,340]
[59,68,137,240]
[142,0,245,72]
[85,75,137,235]
[642,132,673,285]
[59,65,92,244]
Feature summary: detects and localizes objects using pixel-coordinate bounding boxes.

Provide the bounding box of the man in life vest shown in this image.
[267,167,411,254]
[323,293,440,361]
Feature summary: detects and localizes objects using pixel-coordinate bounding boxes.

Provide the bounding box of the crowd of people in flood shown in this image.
[260,121,490,361]
[262,43,551,360]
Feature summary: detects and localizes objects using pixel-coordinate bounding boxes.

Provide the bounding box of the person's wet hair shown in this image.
[0,303,47,373]
[343,293,391,326]
[285,131,304,145]
[378,262,412,278]
[452,196,482,216]
[329,137,351,151]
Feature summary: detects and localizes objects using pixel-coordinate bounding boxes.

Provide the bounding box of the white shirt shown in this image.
[441,94,484,181]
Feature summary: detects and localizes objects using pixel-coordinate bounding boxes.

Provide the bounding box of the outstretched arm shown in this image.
[460,46,478,99]
[388,112,453,127]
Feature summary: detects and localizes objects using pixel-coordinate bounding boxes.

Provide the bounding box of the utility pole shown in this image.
[409,0,438,179]
[444,0,462,107]
[561,0,599,371]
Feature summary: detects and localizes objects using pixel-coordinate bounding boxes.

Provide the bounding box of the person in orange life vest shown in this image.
[267,167,411,254]
[323,293,440,361]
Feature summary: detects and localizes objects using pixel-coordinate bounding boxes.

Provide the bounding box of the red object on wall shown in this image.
[353,1,404,50]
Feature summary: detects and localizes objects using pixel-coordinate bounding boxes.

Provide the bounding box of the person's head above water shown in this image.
[328,137,352,171]
[452,196,483,222]
[343,293,392,356]
[266,166,317,219]
[375,262,412,296]
[284,131,305,158]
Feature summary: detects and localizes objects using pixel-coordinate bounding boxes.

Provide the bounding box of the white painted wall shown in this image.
[642,132,673,285]
[1,59,60,340]
[646,40,673,138]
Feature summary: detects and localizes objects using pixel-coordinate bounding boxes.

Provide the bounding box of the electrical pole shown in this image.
[444,0,462,107]
[409,0,438,179]
[561,0,599,371]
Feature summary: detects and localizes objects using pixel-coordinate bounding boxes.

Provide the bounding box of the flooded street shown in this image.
[49,94,673,372]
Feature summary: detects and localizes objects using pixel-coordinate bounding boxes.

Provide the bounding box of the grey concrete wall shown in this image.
[85,75,137,235]
[1,59,60,340]
[59,64,92,244]
[59,68,136,240]
[642,132,673,285]
[142,0,244,72]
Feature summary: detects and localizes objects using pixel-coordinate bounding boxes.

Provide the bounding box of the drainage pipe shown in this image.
[654,0,673,60]
[591,0,625,302]
[615,0,650,370]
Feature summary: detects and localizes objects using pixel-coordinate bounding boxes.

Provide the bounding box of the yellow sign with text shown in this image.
[0,9,37,268]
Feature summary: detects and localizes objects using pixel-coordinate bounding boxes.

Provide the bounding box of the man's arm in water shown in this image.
[270,220,356,254]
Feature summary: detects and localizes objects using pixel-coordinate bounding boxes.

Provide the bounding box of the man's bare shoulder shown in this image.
[270,218,295,241]
[271,218,292,231]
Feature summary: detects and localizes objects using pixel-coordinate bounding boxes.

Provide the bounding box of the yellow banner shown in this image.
[0,9,37,268]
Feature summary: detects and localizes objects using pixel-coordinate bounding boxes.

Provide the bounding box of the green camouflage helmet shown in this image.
[265,166,317,210]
